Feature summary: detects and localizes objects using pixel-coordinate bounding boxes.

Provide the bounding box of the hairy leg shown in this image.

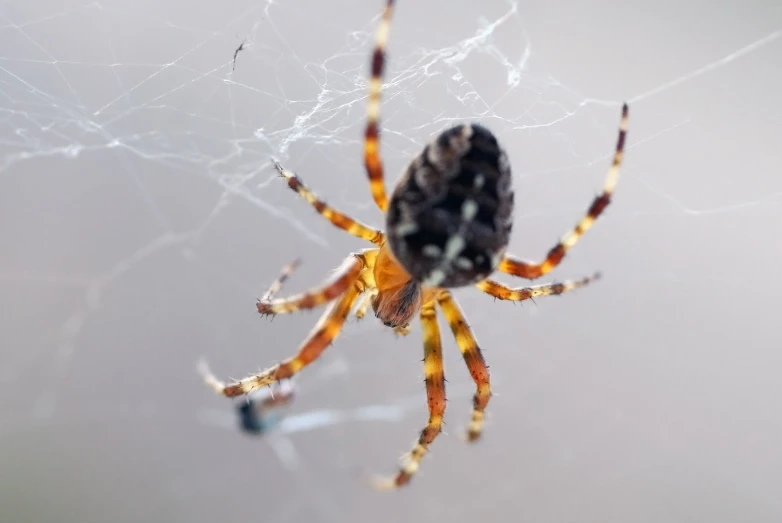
[259,257,301,303]
[199,279,365,397]
[273,161,384,245]
[437,290,491,442]
[256,253,366,316]
[373,298,445,489]
[499,103,628,280]
[363,0,395,212]
[476,272,601,301]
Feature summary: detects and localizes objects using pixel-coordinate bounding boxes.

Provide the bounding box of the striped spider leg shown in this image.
[199,252,373,397]
[372,292,444,490]
[272,161,384,246]
[363,0,395,212]
[476,272,602,302]
[497,104,629,281]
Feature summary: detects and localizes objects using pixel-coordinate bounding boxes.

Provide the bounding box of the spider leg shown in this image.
[393,324,412,336]
[273,161,384,245]
[499,103,628,280]
[257,254,365,316]
[437,290,490,443]
[373,298,445,490]
[354,288,378,319]
[200,279,365,397]
[260,257,302,303]
[363,0,394,212]
[353,288,410,336]
[476,272,601,302]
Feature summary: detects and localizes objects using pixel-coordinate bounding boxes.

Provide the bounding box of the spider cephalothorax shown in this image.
[200,0,628,490]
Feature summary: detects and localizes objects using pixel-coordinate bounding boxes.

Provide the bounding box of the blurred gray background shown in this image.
[1,0,781,521]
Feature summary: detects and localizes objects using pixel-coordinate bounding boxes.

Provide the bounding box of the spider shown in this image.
[199,0,628,490]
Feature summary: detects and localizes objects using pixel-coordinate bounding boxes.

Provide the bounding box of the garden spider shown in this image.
[199,0,628,490]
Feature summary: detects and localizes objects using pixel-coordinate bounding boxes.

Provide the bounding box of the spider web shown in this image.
[2,0,782,522]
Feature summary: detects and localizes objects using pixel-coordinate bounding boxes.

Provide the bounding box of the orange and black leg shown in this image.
[256,254,366,316]
[499,103,628,280]
[373,298,445,489]
[363,0,395,212]
[437,291,491,442]
[273,161,384,245]
[476,272,601,302]
[199,279,365,397]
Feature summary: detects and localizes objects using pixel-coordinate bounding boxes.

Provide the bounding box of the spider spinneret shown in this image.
[199,0,629,491]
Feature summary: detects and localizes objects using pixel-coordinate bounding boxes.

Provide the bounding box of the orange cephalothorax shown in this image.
[371,243,422,328]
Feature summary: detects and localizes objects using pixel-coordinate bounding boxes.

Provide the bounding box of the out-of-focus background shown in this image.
[1,0,781,521]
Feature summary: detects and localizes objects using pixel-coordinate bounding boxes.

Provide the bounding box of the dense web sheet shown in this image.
[2,0,782,521]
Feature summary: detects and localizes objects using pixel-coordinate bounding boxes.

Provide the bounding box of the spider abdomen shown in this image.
[386,123,514,288]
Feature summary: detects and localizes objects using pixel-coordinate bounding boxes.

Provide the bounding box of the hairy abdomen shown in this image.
[386,123,514,288]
